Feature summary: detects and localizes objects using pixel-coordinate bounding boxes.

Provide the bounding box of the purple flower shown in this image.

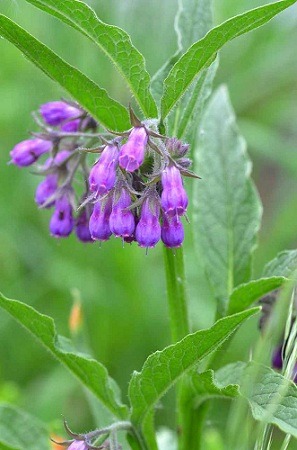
[49,194,74,237]
[135,198,161,248]
[109,188,135,238]
[35,174,58,208]
[119,127,148,172]
[54,150,72,166]
[161,165,188,217]
[10,138,52,167]
[89,199,112,241]
[272,345,283,370]
[89,145,119,196]
[61,119,81,132]
[75,210,93,243]
[68,440,88,450]
[40,101,81,126]
[161,215,184,248]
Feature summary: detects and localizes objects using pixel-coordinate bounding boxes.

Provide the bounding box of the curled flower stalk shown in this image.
[9,100,199,250]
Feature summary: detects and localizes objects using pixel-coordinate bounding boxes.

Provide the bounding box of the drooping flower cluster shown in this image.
[10,100,197,248]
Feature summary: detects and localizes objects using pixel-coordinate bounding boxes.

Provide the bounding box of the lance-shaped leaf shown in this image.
[193,86,262,315]
[190,362,297,437]
[0,15,130,131]
[228,276,287,315]
[215,362,297,438]
[0,404,49,450]
[24,0,157,118]
[0,293,128,420]
[190,369,239,402]
[161,0,297,119]
[151,0,214,111]
[263,250,297,278]
[129,307,259,426]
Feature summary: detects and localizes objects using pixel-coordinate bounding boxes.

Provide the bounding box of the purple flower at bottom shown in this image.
[68,440,88,450]
[10,138,52,167]
[119,127,148,172]
[161,215,184,248]
[109,188,135,238]
[161,165,188,217]
[89,199,112,241]
[89,145,119,196]
[75,210,93,243]
[50,194,74,237]
[135,199,161,248]
[40,101,81,126]
[35,174,58,208]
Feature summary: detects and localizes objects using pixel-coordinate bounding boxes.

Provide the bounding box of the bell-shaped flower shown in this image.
[10,138,52,167]
[119,127,148,172]
[40,101,81,126]
[89,145,119,196]
[35,174,58,208]
[49,194,74,237]
[161,165,188,217]
[135,198,161,248]
[89,198,113,241]
[161,215,184,248]
[109,188,135,238]
[75,209,93,243]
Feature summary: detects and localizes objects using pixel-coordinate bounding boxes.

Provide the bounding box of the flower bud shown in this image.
[135,198,161,248]
[161,215,184,248]
[10,138,52,167]
[35,174,58,208]
[161,165,188,216]
[89,199,112,241]
[75,209,93,242]
[89,145,119,196]
[49,194,74,237]
[61,119,81,132]
[166,137,189,157]
[68,440,88,450]
[119,127,148,172]
[54,150,72,166]
[109,188,135,238]
[40,101,81,126]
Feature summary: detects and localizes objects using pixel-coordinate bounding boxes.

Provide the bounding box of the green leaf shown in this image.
[0,15,130,131]
[24,0,157,118]
[152,0,214,112]
[176,57,218,140]
[263,250,297,278]
[215,362,297,438]
[0,403,49,450]
[128,307,259,427]
[169,0,216,140]
[151,51,182,107]
[161,0,297,119]
[228,276,287,315]
[193,86,262,314]
[176,0,213,49]
[191,369,239,401]
[0,293,128,420]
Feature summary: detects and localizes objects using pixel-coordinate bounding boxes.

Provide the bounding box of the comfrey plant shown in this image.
[1,1,297,450]
[10,102,193,248]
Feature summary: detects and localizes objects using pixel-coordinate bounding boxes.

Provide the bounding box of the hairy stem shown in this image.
[163,246,190,450]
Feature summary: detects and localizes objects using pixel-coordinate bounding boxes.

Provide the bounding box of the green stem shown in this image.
[163,247,189,342]
[163,246,191,450]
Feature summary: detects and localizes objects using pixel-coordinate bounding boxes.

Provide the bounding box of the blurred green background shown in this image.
[0,0,297,447]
